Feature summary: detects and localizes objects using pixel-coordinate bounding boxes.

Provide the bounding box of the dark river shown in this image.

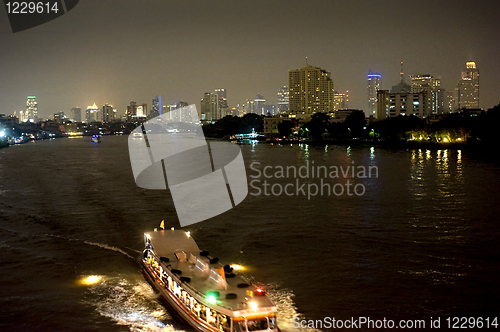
[0,135,499,331]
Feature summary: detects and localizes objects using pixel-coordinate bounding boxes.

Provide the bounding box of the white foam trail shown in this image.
[84,241,135,260]
[266,285,321,332]
[84,276,185,332]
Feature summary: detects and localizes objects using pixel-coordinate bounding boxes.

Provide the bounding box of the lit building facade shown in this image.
[254,94,266,115]
[456,61,479,109]
[277,86,289,113]
[376,90,428,120]
[102,104,114,123]
[214,89,228,117]
[410,74,445,115]
[26,96,38,122]
[86,103,99,123]
[288,65,334,114]
[333,91,349,111]
[200,92,219,122]
[367,72,381,116]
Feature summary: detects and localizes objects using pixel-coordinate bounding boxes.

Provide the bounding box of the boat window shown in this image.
[200,304,207,321]
[246,317,268,331]
[208,310,217,327]
[234,320,246,332]
[218,314,230,332]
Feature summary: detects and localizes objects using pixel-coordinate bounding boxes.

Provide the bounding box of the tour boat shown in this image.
[141,228,278,332]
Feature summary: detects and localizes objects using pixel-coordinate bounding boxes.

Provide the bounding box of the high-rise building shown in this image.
[70,107,81,122]
[102,104,114,123]
[200,92,219,121]
[410,74,445,115]
[26,96,38,122]
[151,96,161,118]
[288,65,334,114]
[254,94,266,115]
[333,91,349,111]
[214,89,228,117]
[126,101,137,120]
[277,86,289,113]
[367,72,381,116]
[136,104,147,118]
[456,61,479,109]
[86,103,99,123]
[446,92,454,113]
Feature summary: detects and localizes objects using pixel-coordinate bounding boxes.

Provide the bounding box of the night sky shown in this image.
[1,0,499,119]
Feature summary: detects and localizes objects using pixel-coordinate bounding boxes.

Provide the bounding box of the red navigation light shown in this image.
[256,288,263,293]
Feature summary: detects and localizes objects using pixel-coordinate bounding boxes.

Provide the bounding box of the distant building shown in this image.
[288,65,334,114]
[277,86,289,113]
[410,74,445,115]
[254,94,266,115]
[200,92,219,122]
[456,61,479,109]
[446,92,454,113]
[126,101,137,120]
[390,62,411,94]
[70,107,81,122]
[333,91,348,111]
[86,103,99,123]
[54,111,65,123]
[0,114,19,126]
[102,103,114,123]
[367,72,381,116]
[151,96,161,118]
[26,96,38,122]
[214,89,228,117]
[376,90,428,120]
[263,104,276,116]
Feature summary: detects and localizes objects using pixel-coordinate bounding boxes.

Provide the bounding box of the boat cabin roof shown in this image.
[145,229,276,315]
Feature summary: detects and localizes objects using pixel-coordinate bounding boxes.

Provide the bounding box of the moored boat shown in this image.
[141,229,278,332]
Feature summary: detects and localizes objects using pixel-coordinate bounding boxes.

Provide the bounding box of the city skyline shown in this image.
[1,0,499,119]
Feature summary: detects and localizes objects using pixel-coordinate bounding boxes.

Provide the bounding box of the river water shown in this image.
[0,136,499,331]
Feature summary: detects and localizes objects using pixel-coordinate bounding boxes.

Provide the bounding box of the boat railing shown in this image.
[149,252,236,311]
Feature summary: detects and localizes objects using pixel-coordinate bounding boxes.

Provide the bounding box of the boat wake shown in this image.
[83,275,185,332]
[266,285,321,332]
[83,240,136,260]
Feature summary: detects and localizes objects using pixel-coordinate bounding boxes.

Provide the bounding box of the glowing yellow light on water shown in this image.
[80,275,102,285]
[231,264,245,271]
[250,301,258,309]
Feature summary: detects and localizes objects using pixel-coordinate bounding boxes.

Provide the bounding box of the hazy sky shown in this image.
[1,0,499,119]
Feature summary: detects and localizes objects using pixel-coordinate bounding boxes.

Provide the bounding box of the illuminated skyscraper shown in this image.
[410,74,445,115]
[288,65,334,114]
[254,94,266,115]
[214,89,228,117]
[277,86,289,113]
[200,92,219,121]
[26,96,38,122]
[456,61,479,109]
[102,104,114,123]
[86,103,99,123]
[367,72,381,116]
